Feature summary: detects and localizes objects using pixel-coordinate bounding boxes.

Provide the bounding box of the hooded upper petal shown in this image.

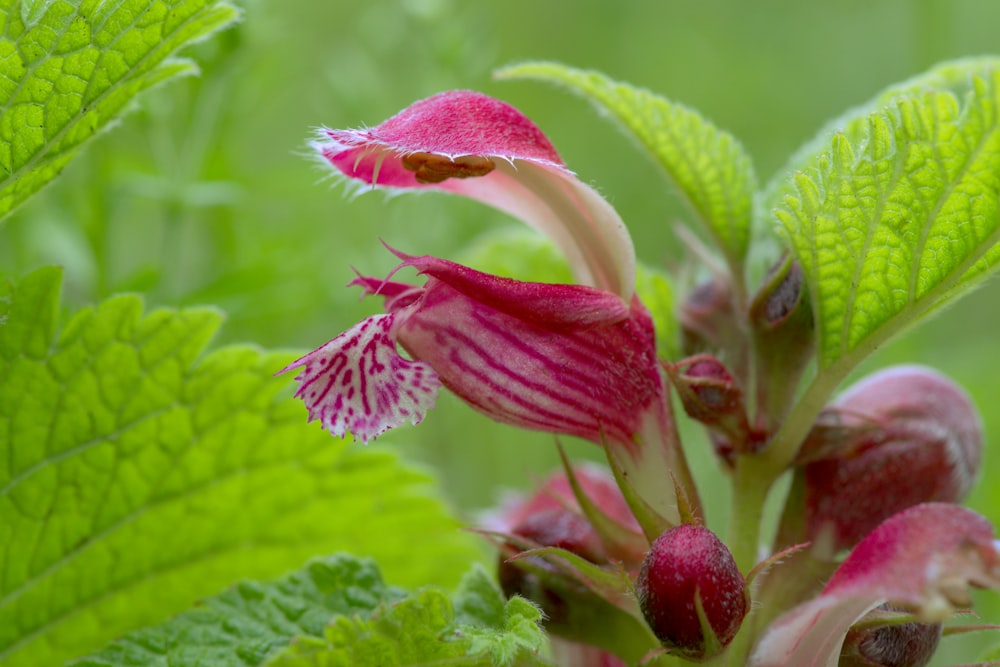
[314,90,636,298]
[749,503,1000,667]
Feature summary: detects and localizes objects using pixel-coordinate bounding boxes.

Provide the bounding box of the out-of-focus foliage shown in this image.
[0,267,482,666]
[0,0,240,220]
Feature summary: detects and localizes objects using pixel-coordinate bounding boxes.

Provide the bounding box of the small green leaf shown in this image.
[262,563,547,667]
[73,554,406,667]
[775,65,1000,371]
[496,62,758,279]
[0,268,483,666]
[0,0,241,222]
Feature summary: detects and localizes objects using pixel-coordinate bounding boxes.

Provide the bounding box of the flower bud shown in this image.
[839,605,941,667]
[666,355,752,465]
[679,278,738,357]
[497,506,604,627]
[637,525,748,659]
[492,466,644,640]
[749,256,814,430]
[802,365,982,553]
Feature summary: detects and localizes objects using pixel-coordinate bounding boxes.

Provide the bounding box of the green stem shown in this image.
[727,457,778,574]
[758,363,847,471]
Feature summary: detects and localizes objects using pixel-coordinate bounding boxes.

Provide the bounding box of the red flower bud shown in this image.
[840,605,940,667]
[497,506,604,626]
[666,355,753,465]
[637,525,748,659]
[803,365,982,553]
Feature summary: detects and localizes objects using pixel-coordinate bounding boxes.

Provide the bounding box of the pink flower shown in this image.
[750,503,1000,667]
[280,91,696,519]
[801,365,982,553]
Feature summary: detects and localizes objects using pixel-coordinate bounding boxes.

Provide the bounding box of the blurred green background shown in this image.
[2,0,999,659]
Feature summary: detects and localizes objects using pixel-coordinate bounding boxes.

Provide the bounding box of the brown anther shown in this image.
[401,152,495,183]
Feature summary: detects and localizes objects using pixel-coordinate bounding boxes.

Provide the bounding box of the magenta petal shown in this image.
[345,89,562,159]
[374,260,660,449]
[314,91,636,298]
[395,252,631,329]
[319,90,564,185]
[750,503,1000,667]
[278,314,441,443]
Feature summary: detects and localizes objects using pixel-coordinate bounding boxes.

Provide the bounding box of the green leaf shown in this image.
[774,65,1000,371]
[496,61,758,282]
[79,557,546,667]
[765,56,1000,206]
[0,267,483,666]
[0,0,241,221]
[73,554,408,667]
[264,564,548,667]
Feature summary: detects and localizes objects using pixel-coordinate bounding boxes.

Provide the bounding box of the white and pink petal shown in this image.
[278,314,441,443]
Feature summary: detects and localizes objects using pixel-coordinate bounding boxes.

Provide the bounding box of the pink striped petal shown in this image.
[278,314,441,443]
[380,267,660,450]
[388,250,631,328]
[314,90,635,298]
[750,504,1000,667]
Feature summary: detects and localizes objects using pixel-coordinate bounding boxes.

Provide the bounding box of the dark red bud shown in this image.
[497,507,602,626]
[680,278,738,356]
[682,357,742,415]
[840,605,941,667]
[637,525,748,659]
[804,365,982,553]
[667,355,751,462]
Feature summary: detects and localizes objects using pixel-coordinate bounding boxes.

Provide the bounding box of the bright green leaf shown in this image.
[0,0,241,221]
[79,557,546,667]
[775,65,1000,371]
[765,56,1000,206]
[496,62,757,281]
[264,564,548,667]
[73,554,407,667]
[0,267,483,666]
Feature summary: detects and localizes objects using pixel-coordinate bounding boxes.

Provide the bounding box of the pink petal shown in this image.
[750,504,1000,667]
[391,251,631,329]
[392,271,661,449]
[314,91,636,298]
[277,314,441,443]
[489,464,639,534]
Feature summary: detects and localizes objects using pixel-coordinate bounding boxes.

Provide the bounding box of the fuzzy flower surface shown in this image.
[279,91,692,519]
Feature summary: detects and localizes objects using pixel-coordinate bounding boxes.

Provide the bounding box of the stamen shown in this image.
[401,152,496,183]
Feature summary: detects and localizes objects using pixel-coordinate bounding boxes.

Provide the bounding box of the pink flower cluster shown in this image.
[281,89,1000,666]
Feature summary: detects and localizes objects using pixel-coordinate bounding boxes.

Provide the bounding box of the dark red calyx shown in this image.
[840,605,941,667]
[802,365,982,553]
[636,524,748,659]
